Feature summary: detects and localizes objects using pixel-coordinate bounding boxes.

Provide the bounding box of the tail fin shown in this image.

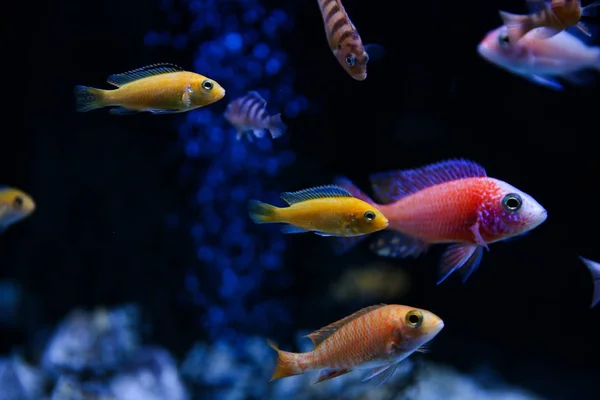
[498,11,533,42]
[329,177,379,254]
[248,200,279,223]
[267,114,287,139]
[267,340,303,381]
[74,85,105,112]
[579,256,600,308]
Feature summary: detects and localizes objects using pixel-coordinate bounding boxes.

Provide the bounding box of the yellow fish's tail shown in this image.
[248,200,279,223]
[74,85,107,112]
[267,339,303,381]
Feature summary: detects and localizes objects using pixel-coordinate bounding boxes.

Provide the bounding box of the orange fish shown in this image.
[316,0,382,80]
[248,185,388,237]
[332,159,548,284]
[268,304,444,385]
[74,63,225,115]
[500,0,600,42]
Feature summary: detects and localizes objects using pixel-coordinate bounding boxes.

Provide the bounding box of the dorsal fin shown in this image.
[107,63,184,87]
[245,91,267,107]
[280,185,353,206]
[305,304,387,347]
[369,159,487,204]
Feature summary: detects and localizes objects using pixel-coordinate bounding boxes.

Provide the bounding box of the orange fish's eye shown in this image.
[13,196,24,209]
[345,55,356,67]
[363,210,376,221]
[202,80,214,90]
[502,193,522,212]
[405,310,423,328]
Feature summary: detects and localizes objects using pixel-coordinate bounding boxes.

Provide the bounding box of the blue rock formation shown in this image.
[147,0,309,341]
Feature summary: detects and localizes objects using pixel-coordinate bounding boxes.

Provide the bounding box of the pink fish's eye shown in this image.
[502,193,523,212]
[498,32,510,46]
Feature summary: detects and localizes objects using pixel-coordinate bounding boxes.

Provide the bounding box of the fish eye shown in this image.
[345,54,356,67]
[498,32,510,46]
[405,310,423,328]
[202,80,214,90]
[364,210,376,221]
[13,196,23,208]
[502,193,523,212]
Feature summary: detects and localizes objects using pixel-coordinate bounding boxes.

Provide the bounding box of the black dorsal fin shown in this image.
[107,63,184,87]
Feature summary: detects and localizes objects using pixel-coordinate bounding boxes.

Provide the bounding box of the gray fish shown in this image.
[224,91,287,140]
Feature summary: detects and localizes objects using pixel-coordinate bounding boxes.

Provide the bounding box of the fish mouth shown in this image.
[352,72,367,81]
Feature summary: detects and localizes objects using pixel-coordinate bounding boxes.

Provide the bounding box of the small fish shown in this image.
[268,304,444,385]
[75,63,225,115]
[248,185,388,237]
[316,0,382,80]
[579,256,600,308]
[331,159,547,284]
[477,25,600,90]
[499,0,600,42]
[0,186,35,233]
[224,91,287,140]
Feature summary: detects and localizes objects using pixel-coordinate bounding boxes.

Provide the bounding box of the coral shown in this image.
[147,0,310,340]
[180,332,546,400]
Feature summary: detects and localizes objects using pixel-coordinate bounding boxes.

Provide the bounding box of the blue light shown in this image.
[197,246,214,262]
[224,32,243,52]
[172,34,188,49]
[155,0,311,341]
[185,141,200,158]
[265,58,281,75]
[252,43,270,59]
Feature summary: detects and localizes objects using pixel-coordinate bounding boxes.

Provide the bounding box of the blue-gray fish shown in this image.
[224,91,287,140]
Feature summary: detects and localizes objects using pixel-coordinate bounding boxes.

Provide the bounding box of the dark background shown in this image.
[3,0,600,398]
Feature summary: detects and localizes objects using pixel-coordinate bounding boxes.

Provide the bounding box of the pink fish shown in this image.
[477,24,600,90]
[579,256,600,308]
[331,159,547,284]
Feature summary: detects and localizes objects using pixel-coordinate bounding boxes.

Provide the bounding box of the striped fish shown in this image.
[317,0,371,80]
[224,91,287,140]
[268,304,444,385]
[500,0,600,43]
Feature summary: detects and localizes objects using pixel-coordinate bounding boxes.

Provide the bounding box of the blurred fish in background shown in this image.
[0,186,35,233]
[224,91,287,140]
[328,260,411,304]
[499,0,600,42]
[477,25,600,90]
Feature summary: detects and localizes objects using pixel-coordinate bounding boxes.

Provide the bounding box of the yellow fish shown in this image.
[74,63,225,115]
[0,186,35,232]
[248,185,389,237]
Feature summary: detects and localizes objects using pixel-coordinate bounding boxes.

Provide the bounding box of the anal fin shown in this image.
[369,231,429,258]
[362,363,398,387]
[437,244,484,284]
[314,368,352,383]
[527,75,563,90]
